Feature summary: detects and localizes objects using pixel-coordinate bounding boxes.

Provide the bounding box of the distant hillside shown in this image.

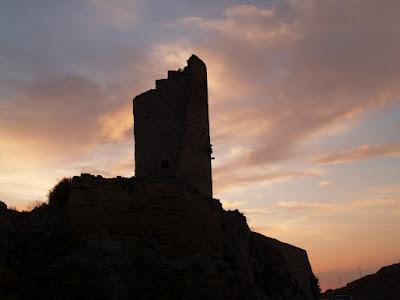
[323,263,400,300]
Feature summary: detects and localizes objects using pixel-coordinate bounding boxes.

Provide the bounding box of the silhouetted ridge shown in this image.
[323,263,400,300]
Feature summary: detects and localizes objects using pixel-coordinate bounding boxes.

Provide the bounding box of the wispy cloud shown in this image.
[313,144,400,164]
[0,76,130,159]
[275,201,335,210]
[87,0,140,28]
[2,0,399,200]
[319,180,332,188]
[274,197,400,212]
[170,0,400,188]
[214,168,323,193]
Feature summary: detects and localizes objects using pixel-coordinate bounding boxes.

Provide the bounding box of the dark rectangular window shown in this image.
[161,160,169,168]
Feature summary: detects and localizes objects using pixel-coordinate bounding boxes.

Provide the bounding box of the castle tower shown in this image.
[133,55,213,198]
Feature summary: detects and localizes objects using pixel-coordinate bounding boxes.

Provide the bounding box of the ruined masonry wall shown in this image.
[67,175,222,258]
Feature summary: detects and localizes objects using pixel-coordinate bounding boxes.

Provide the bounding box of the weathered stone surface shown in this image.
[67,175,222,259]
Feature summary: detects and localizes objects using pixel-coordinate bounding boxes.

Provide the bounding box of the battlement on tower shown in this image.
[133,55,212,198]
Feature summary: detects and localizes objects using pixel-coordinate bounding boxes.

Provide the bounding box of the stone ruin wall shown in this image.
[0,176,318,299]
[66,175,317,299]
[67,174,222,258]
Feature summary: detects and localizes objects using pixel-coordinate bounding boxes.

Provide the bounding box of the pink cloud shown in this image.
[213,168,322,193]
[313,144,400,164]
[160,1,400,191]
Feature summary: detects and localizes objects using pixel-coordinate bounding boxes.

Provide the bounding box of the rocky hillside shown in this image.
[323,263,400,300]
[0,175,319,299]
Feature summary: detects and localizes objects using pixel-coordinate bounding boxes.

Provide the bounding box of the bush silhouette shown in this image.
[48,177,72,208]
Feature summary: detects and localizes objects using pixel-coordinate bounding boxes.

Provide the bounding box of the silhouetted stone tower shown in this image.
[133,55,213,198]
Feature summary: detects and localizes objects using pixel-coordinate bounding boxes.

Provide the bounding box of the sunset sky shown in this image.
[1,0,399,291]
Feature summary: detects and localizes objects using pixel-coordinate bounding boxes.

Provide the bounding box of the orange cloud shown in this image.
[246,190,400,291]
[98,103,132,141]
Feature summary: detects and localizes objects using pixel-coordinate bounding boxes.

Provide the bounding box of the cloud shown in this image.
[0,76,120,155]
[181,5,289,43]
[350,197,400,209]
[220,199,247,210]
[224,5,274,18]
[313,144,400,164]
[87,0,139,28]
[1,0,400,203]
[132,0,400,195]
[319,180,332,188]
[99,103,133,141]
[274,197,400,212]
[275,201,335,210]
[214,168,322,193]
[174,0,400,178]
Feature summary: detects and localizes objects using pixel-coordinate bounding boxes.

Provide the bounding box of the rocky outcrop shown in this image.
[0,176,319,299]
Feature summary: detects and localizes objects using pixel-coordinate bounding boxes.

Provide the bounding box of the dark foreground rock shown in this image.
[322,263,400,300]
[0,175,319,299]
